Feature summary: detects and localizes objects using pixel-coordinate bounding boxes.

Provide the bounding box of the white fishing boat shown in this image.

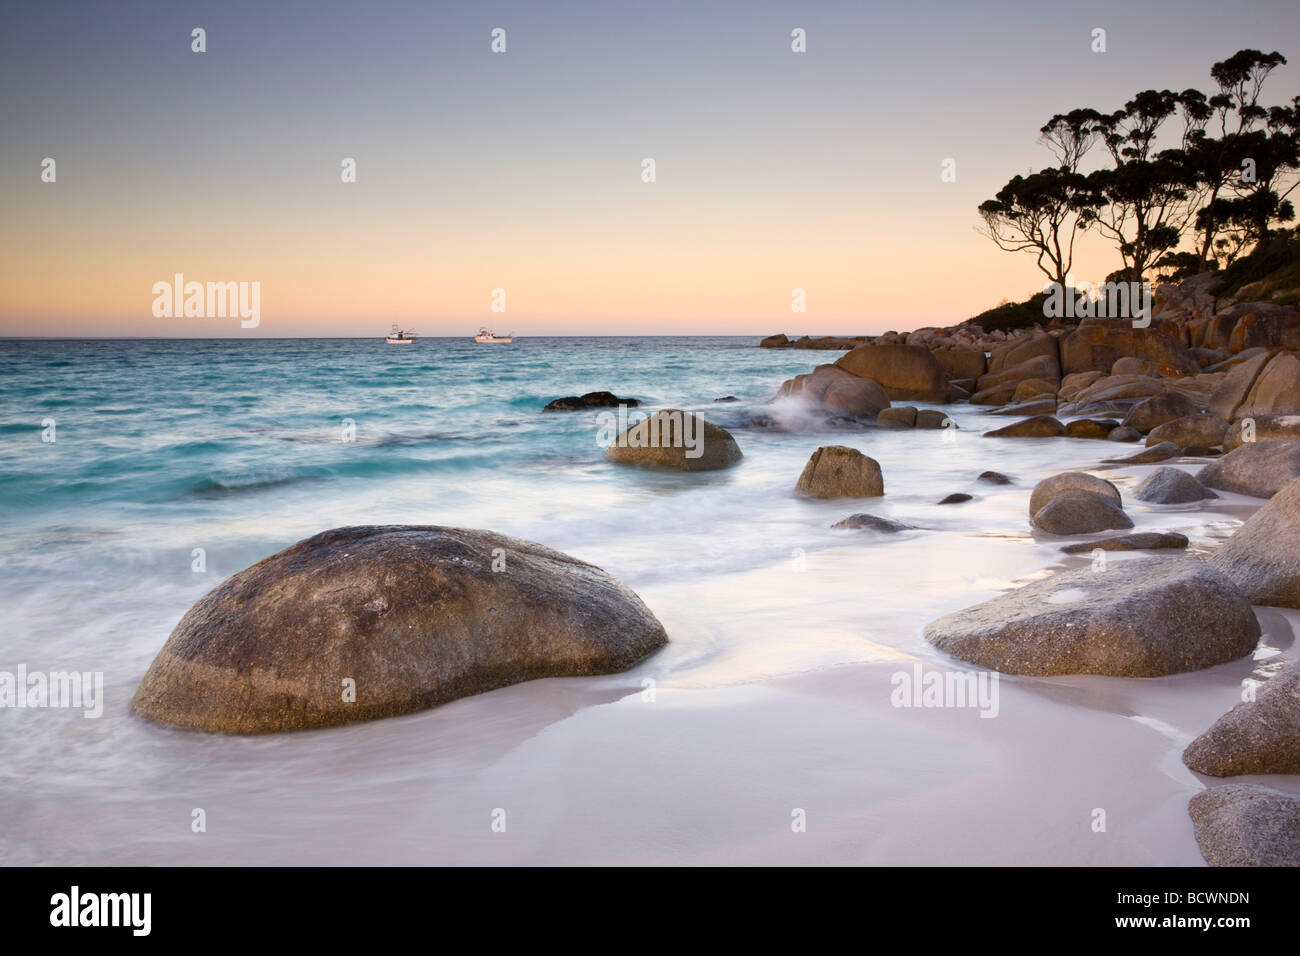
[474,327,514,343]
[386,325,417,344]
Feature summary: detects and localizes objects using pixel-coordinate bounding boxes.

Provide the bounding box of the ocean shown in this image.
[0,335,1290,864]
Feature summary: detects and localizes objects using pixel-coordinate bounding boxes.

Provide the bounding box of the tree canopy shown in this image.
[978,50,1299,285]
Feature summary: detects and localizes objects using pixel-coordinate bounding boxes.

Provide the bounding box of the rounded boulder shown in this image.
[132,526,669,734]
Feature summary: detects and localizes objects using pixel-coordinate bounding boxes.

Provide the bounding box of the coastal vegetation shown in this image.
[978,49,1300,285]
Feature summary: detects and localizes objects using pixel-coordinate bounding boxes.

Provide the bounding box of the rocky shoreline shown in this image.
[129,273,1300,865]
[755,272,1300,866]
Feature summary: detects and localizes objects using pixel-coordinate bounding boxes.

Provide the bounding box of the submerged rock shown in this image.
[832,513,913,532]
[131,526,669,733]
[1134,467,1217,504]
[1060,532,1188,553]
[1208,475,1300,606]
[1189,784,1300,867]
[544,391,638,411]
[938,493,973,505]
[605,409,743,471]
[977,470,1013,485]
[984,415,1064,438]
[795,445,884,498]
[1184,662,1300,776]
[1103,441,1181,464]
[924,556,1259,677]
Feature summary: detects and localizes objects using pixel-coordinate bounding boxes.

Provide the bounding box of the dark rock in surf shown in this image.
[544,391,639,411]
[1060,532,1188,553]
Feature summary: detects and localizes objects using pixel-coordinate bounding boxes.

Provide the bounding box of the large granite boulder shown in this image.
[1060,320,1199,375]
[1122,393,1199,433]
[930,344,987,381]
[1145,415,1228,449]
[834,343,950,402]
[1225,303,1300,352]
[977,353,1060,390]
[1013,377,1058,401]
[131,526,669,733]
[1189,784,1300,867]
[975,354,1061,394]
[923,556,1259,677]
[1223,414,1300,451]
[988,330,1059,373]
[877,405,918,428]
[795,445,884,498]
[605,410,743,471]
[775,363,891,418]
[1057,370,1106,401]
[1208,476,1300,606]
[1208,349,1274,419]
[1134,467,1217,504]
[1184,662,1300,776]
[1237,351,1300,417]
[1028,472,1122,515]
[1197,440,1300,498]
[1056,374,1169,417]
[969,382,1018,405]
[1032,490,1133,535]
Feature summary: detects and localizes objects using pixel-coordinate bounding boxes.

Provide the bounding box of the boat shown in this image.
[386,325,417,344]
[474,328,514,343]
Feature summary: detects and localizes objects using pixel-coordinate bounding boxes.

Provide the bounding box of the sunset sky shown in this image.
[2,0,1299,337]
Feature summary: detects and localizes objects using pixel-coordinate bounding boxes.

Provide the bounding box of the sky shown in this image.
[2,0,1299,337]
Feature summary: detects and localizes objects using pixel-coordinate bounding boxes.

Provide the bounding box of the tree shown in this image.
[1187,51,1291,269]
[1039,108,1105,172]
[977,167,1102,286]
[1088,90,1200,281]
[977,51,1298,287]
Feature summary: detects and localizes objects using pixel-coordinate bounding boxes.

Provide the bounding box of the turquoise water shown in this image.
[0,335,1282,865]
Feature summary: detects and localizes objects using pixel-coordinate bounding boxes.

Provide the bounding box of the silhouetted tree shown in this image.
[977,168,1102,286]
[978,51,1298,284]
